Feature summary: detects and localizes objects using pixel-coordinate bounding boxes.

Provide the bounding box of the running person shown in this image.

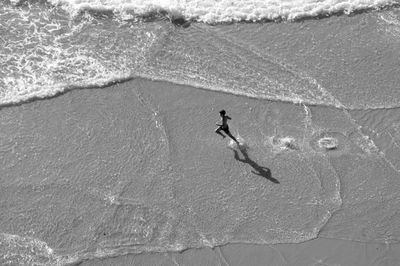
[215,110,239,144]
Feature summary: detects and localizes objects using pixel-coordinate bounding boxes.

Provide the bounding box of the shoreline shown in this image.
[0,76,347,111]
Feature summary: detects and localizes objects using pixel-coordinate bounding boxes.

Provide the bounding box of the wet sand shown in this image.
[80,237,400,266]
[1,78,400,265]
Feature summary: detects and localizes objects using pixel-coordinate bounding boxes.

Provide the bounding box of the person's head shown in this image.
[219,110,226,116]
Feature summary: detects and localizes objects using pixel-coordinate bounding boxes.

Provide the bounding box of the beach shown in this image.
[1,0,400,265]
[2,78,400,265]
[80,239,400,266]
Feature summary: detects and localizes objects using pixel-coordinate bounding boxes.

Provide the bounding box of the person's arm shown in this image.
[226,116,232,120]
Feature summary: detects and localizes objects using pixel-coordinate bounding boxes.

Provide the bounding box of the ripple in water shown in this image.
[318,137,339,150]
[310,131,349,156]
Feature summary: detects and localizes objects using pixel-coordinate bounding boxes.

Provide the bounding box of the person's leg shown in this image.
[224,128,239,143]
[215,127,226,138]
[227,132,239,143]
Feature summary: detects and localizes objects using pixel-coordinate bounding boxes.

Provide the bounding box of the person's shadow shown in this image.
[233,146,279,184]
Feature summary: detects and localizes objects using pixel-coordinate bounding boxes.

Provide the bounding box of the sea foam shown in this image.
[2,0,398,108]
[39,0,397,22]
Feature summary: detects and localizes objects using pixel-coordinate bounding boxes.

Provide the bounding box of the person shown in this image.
[215,110,239,144]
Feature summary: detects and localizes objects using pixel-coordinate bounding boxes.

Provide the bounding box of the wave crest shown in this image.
[11,0,398,23]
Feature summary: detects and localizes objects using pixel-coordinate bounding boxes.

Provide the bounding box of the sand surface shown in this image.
[80,238,400,266]
[2,78,400,265]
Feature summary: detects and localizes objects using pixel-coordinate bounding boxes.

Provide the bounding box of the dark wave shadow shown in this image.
[232,146,279,184]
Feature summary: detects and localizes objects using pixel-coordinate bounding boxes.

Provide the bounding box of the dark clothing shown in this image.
[215,112,239,144]
[218,125,231,134]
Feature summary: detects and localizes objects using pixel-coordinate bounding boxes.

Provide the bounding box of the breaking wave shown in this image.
[11,0,398,23]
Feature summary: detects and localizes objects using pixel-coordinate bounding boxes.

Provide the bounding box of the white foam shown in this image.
[0,2,157,106]
[41,0,396,22]
[227,134,247,149]
[1,55,133,106]
[2,0,397,107]
[268,135,300,153]
[0,233,64,265]
[318,136,339,150]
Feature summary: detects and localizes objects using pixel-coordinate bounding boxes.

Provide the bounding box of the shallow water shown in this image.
[2,78,400,265]
[1,0,400,108]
